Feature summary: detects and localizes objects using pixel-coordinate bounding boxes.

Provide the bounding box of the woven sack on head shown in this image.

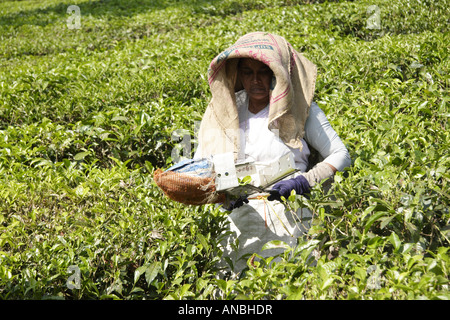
[153,158,226,205]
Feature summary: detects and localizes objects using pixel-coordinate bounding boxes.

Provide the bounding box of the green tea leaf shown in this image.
[262,240,291,251]
[74,151,90,161]
[389,232,401,252]
[134,265,147,284]
[145,262,160,285]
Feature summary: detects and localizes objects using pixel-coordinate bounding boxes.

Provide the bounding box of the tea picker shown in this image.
[156,32,351,275]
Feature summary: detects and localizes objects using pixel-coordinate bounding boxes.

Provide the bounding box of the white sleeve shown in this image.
[304,102,351,172]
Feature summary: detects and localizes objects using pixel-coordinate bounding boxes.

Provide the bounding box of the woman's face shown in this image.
[238,58,273,104]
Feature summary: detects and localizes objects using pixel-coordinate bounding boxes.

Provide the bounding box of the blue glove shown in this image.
[267,175,311,201]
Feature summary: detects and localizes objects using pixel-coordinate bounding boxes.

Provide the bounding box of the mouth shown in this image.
[249,87,267,94]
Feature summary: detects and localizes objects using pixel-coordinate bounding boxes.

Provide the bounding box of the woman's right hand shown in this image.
[267,175,311,201]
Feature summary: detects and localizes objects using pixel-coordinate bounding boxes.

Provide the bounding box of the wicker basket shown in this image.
[153,159,226,205]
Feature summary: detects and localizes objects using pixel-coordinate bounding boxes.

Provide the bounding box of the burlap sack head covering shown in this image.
[197,32,317,160]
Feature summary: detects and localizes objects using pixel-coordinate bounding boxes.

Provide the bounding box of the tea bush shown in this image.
[0,0,448,300]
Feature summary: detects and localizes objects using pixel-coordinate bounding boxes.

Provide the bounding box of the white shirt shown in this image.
[236,90,310,173]
[303,99,352,172]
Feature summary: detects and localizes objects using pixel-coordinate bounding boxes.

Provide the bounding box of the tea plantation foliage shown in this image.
[0,0,448,300]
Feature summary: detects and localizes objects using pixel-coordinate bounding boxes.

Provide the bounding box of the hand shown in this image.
[267,175,310,201]
[224,195,249,211]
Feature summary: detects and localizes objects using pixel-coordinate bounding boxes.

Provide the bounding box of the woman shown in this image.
[195,32,351,277]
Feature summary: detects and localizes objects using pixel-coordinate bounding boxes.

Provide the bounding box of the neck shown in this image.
[248,99,268,114]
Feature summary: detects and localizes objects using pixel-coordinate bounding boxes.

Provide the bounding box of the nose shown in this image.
[251,72,261,84]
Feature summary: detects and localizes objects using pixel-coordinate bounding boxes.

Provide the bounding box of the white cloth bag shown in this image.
[218,197,312,276]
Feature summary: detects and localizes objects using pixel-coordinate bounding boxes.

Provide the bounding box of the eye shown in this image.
[260,68,272,75]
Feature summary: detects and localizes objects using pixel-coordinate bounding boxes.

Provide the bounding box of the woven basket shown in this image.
[153,159,226,205]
